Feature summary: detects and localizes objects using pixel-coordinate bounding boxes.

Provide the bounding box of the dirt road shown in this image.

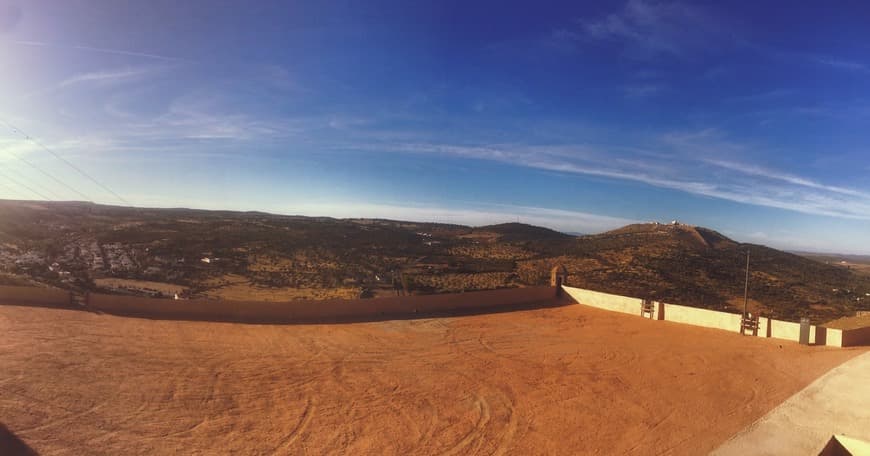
[0,301,860,455]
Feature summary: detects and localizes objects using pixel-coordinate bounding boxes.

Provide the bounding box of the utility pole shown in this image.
[743,249,750,316]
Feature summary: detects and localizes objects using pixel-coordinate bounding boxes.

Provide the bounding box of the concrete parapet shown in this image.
[822,327,843,347]
[840,326,870,347]
[560,287,649,315]
[88,286,559,323]
[661,302,742,332]
[562,285,850,347]
[0,286,72,308]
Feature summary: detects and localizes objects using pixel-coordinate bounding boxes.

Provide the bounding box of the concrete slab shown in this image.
[712,351,870,456]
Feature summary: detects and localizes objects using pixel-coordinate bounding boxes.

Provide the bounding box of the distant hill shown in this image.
[794,251,870,278]
[475,223,574,242]
[1,200,868,322]
[595,222,737,250]
[553,222,868,321]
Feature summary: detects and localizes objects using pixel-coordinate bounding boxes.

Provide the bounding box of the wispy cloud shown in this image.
[12,40,188,62]
[749,44,870,76]
[623,83,665,98]
[726,88,795,104]
[358,133,870,221]
[22,66,165,100]
[155,91,305,140]
[281,201,637,234]
[57,67,157,88]
[813,56,870,74]
[578,0,725,58]
[703,159,870,199]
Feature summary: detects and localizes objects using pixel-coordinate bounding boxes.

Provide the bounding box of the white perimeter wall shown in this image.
[562,285,846,347]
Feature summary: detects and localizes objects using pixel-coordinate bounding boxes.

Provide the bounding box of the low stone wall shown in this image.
[661,302,743,332]
[762,319,805,343]
[562,285,848,347]
[841,326,870,347]
[558,287,648,315]
[822,327,843,347]
[88,286,558,323]
[0,286,71,308]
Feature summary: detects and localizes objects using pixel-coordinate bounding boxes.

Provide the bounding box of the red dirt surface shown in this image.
[0,301,862,455]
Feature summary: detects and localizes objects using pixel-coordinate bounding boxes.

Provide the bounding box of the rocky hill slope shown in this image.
[1,201,867,322]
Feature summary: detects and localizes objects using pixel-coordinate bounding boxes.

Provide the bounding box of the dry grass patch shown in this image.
[94,278,186,296]
[411,272,515,293]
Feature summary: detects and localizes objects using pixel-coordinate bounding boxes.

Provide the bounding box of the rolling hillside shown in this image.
[551,223,869,321]
[1,200,868,322]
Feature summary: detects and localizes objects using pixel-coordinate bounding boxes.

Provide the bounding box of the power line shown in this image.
[3,164,64,200]
[0,179,26,199]
[0,118,130,205]
[0,168,52,201]
[0,169,51,200]
[2,145,92,201]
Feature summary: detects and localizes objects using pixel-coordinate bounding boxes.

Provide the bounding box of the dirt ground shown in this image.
[0,301,862,455]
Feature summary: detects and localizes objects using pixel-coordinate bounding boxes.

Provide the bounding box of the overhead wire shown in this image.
[2,164,64,200]
[1,145,93,201]
[0,179,26,199]
[0,168,52,201]
[0,118,130,205]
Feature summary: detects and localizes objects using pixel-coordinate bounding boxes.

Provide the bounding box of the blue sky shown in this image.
[1,1,869,253]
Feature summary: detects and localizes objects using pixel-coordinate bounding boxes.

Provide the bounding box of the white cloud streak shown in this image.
[368,137,870,221]
[280,201,637,234]
[578,0,723,57]
[22,66,164,100]
[57,67,154,88]
[12,40,188,62]
[702,159,870,199]
[812,56,870,74]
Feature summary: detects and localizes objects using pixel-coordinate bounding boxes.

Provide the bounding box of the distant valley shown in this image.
[1,200,868,322]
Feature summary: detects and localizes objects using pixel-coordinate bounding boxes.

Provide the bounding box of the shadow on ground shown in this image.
[0,423,38,456]
[0,296,576,326]
[91,297,576,325]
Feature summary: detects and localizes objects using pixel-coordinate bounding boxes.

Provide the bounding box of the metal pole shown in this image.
[743,249,750,316]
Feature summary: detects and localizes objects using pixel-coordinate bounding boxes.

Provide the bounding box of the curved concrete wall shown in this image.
[0,286,71,308]
[88,286,558,323]
[562,285,850,347]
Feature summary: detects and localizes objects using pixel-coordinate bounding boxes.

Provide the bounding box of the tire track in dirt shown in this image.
[622,407,678,455]
[13,398,107,434]
[433,318,525,455]
[490,388,520,456]
[274,397,315,452]
[722,378,761,419]
[411,396,441,451]
[439,394,491,456]
[596,348,641,373]
[2,303,857,455]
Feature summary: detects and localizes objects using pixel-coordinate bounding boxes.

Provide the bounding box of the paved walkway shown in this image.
[712,351,870,455]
